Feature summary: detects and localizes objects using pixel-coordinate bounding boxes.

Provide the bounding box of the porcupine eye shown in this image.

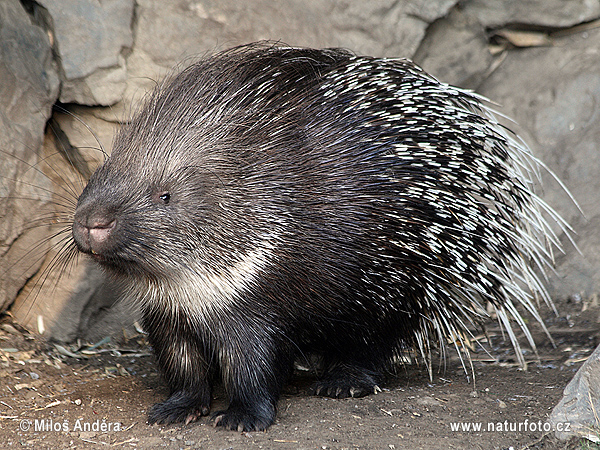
[159,192,170,204]
[152,189,171,205]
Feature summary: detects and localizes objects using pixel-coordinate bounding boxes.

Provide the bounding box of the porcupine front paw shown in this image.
[212,402,276,432]
[148,390,211,425]
[312,363,382,398]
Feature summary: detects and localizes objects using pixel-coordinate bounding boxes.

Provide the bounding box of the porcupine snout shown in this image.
[72,203,117,258]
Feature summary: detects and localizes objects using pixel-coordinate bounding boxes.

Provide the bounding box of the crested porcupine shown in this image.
[71,42,571,431]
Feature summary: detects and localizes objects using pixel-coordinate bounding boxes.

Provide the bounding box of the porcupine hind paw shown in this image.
[148,390,210,425]
[212,403,276,432]
[312,363,382,398]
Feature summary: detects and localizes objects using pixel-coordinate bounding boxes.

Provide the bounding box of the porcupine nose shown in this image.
[72,214,116,257]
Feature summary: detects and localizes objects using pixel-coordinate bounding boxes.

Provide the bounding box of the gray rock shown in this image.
[11,243,136,342]
[132,0,456,64]
[0,0,59,313]
[121,0,458,118]
[413,7,493,89]
[50,106,118,170]
[9,108,135,342]
[466,0,600,28]
[326,0,458,57]
[478,27,600,300]
[39,0,134,105]
[549,344,600,440]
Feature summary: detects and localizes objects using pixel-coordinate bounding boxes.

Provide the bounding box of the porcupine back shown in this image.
[200,46,566,367]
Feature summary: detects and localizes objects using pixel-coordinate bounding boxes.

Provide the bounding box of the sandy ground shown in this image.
[0,297,598,450]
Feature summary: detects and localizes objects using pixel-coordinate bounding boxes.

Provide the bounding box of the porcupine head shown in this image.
[71,43,567,432]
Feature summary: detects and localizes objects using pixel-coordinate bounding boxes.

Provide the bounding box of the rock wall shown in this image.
[1,0,599,342]
[0,0,59,325]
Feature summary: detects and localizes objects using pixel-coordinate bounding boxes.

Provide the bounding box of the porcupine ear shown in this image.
[411,85,578,377]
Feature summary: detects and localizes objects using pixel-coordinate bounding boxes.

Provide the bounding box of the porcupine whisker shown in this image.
[3,135,107,319]
[0,152,77,210]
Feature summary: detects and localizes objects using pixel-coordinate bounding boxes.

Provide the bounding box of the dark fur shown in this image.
[72,43,566,431]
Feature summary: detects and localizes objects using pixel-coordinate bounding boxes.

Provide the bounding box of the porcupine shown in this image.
[71,42,570,431]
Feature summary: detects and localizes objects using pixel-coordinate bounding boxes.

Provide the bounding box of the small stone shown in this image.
[1,324,19,335]
[417,397,442,407]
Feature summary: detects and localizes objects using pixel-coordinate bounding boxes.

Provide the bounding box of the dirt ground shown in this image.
[1,297,599,450]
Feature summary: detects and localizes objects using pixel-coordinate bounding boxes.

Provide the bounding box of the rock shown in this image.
[10,117,137,343]
[416,397,442,407]
[326,0,458,58]
[413,7,493,89]
[14,256,135,343]
[119,0,458,120]
[466,0,600,28]
[549,344,600,440]
[38,0,135,105]
[478,26,600,300]
[0,0,60,313]
[50,105,118,171]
